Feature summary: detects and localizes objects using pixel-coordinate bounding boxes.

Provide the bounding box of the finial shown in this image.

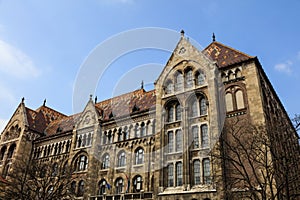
[212,32,216,42]
[21,97,25,103]
[89,94,93,100]
[43,99,46,106]
[141,80,144,89]
[95,96,98,103]
[180,30,185,37]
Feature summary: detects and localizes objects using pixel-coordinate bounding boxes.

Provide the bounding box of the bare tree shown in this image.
[0,158,75,200]
[214,117,300,200]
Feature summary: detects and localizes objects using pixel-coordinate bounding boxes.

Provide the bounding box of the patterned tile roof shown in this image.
[203,41,254,68]
[95,89,156,121]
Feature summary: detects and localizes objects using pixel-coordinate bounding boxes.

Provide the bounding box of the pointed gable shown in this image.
[203,41,254,68]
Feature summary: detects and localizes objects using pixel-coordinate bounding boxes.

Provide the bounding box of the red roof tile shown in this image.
[203,41,254,68]
[44,113,80,136]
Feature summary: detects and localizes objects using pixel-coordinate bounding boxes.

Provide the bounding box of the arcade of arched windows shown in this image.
[0,143,16,165]
[2,125,22,142]
[75,131,93,149]
[164,66,206,95]
[33,139,71,159]
[225,85,247,114]
[221,67,243,83]
[101,119,156,145]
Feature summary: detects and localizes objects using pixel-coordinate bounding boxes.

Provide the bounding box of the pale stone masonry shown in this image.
[0,32,299,200]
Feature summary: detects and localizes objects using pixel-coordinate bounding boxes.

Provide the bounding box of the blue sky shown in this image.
[0,0,300,132]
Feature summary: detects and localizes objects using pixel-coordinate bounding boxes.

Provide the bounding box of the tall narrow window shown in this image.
[98,179,107,195]
[166,81,173,94]
[77,155,88,171]
[117,129,122,142]
[236,90,245,110]
[194,160,201,185]
[140,122,146,137]
[200,98,207,115]
[78,180,85,197]
[133,175,143,192]
[135,148,144,165]
[71,181,76,194]
[191,99,198,117]
[175,130,182,152]
[175,72,183,91]
[52,163,58,177]
[102,154,110,169]
[168,131,173,153]
[225,93,234,112]
[167,164,174,187]
[168,106,174,122]
[0,146,6,160]
[115,178,124,194]
[203,159,211,184]
[197,71,205,85]
[175,104,181,121]
[176,162,183,186]
[192,126,199,148]
[185,69,193,88]
[201,125,209,148]
[118,151,126,167]
[7,144,16,159]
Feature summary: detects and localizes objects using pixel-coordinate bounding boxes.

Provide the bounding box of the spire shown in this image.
[141,80,144,89]
[180,30,185,37]
[43,99,46,106]
[212,32,216,42]
[95,96,98,104]
[89,94,93,101]
[21,97,25,104]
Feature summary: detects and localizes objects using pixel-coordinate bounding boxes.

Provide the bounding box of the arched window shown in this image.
[167,164,174,187]
[228,71,234,80]
[201,125,209,148]
[197,70,205,85]
[203,158,211,184]
[0,146,7,160]
[77,135,82,148]
[62,162,68,175]
[123,127,129,140]
[165,81,174,94]
[175,72,183,91]
[192,126,199,149]
[193,160,201,185]
[51,163,58,177]
[115,178,124,194]
[133,175,143,192]
[135,148,144,165]
[117,151,126,167]
[87,132,92,146]
[225,93,234,112]
[185,69,193,88]
[175,130,182,152]
[176,162,183,186]
[168,106,174,122]
[167,131,173,153]
[77,180,85,197]
[75,155,88,171]
[235,69,242,78]
[98,179,107,195]
[236,90,245,109]
[102,154,110,169]
[200,98,207,115]
[140,122,146,137]
[117,129,122,142]
[7,144,16,159]
[175,104,181,121]
[3,164,10,178]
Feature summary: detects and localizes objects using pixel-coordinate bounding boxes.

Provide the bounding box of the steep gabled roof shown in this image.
[203,41,254,68]
[95,89,156,121]
[25,105,67,134]
[44,113,80,136]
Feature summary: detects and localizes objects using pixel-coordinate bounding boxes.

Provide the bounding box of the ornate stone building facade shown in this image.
[0,32,299,200]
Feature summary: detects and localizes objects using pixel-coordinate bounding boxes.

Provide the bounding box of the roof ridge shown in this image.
[35,105,67,117]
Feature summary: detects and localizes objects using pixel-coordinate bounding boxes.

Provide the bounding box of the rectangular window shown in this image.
[168,164,174,187]
[194,160,201,185]
[192,126,199,148]
[176,162,183,186]
[201,125,209,148]
[168,131,173,153]
[203,158,211,184]
[175,130,182,152]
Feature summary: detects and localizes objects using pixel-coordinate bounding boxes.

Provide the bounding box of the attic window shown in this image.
[132,104,139,112]
[56,127,63,133]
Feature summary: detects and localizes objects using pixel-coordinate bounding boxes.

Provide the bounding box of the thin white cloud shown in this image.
[274,60,292,75]
[0,119,8,134]
[0,39,40,79]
